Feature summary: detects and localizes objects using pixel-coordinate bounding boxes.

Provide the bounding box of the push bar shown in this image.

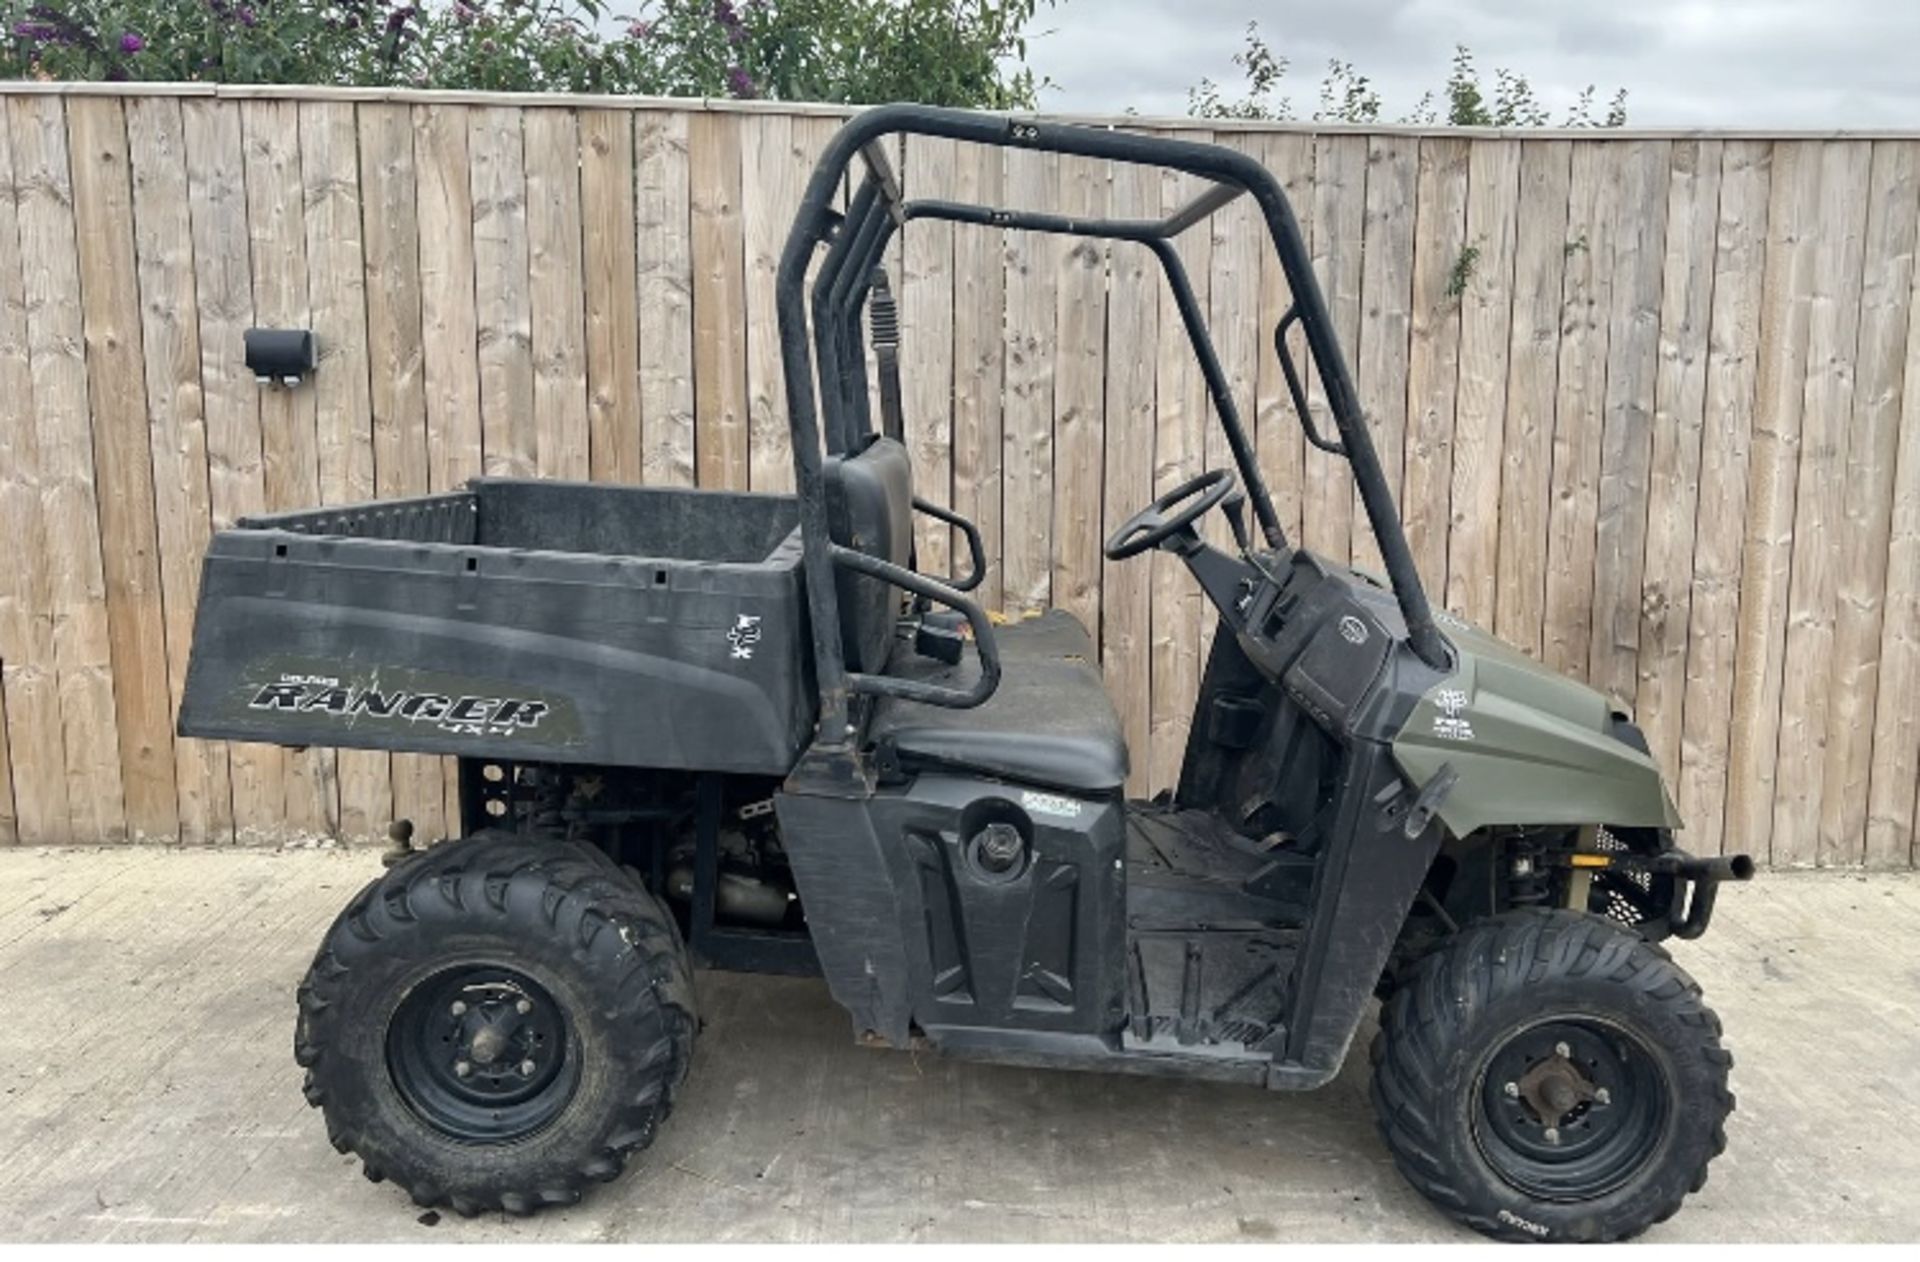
[1649,851,1756,940]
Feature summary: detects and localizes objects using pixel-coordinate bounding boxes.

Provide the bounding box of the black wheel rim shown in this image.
[1471,1016,1671,1202]
[387,964,579,1144]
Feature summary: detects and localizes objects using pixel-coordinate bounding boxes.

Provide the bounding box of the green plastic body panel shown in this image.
[1390,614,1682,838]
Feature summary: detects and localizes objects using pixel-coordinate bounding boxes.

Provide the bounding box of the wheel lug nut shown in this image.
[1503,1081,1519,1099]
[519,1059,537,1076]
[1594,1087,1611,1106]
[454,1060,471,1078]
[1554,1041,1571,1059]
[450,1000,467,1017]
[516,999,533,1015]
[1543,1126,1560,1145]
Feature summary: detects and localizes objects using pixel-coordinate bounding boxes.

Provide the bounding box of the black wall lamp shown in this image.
[245,328,317,387]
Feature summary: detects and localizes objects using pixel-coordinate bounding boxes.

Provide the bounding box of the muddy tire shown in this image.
[1369,908,1731,1242]
[295,832,697,1216]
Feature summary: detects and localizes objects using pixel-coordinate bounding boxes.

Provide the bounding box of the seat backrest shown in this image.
[823,435,913,673]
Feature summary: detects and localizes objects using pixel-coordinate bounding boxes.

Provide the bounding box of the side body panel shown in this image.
[775,774,1127,1049]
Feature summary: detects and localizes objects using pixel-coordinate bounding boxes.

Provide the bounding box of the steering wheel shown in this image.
[1103,468,1237,561]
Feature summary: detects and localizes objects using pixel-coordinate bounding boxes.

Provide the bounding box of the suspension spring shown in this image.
[1506,832,1550,907]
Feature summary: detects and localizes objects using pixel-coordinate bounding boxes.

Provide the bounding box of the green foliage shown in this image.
[1445,242,1480,300]
[1314,58,1377,124]
[1187,20,1290,120]
[1,0,1051,107]
[1190,25,1629,128]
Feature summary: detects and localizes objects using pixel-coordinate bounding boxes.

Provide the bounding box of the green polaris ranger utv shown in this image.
[177,105,1753,1241]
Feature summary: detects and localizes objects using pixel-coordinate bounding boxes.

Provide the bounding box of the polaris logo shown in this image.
[248,678,550,737]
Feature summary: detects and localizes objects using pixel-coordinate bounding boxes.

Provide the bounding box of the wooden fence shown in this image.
[1,84,1917,868]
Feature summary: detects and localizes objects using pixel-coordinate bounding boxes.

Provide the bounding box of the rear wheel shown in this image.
[1369,909,1732,1242]
[295,833,697,1215]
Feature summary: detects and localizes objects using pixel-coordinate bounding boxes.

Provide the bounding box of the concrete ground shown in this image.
[0,847,1914,1243]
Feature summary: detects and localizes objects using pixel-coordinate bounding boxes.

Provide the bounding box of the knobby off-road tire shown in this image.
[295,832,697,1216]
[1369,909,1732,1243]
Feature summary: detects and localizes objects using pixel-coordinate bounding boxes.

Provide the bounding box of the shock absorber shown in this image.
[868,268,904,443]
[1505,831,1550,907]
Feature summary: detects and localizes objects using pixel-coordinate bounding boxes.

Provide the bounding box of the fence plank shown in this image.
[1053,153,1109,635]
[1350,135,1416,578]
[1001,146,1059,616]
[470,106,536,480]
[301,99,388,842]
[1302,134,1366,565]
[0,101,70,843]
[1149,128,1213,794]
[0,689,11,844]
[1726,141,1823,866]
[638,110,695,487]
[1444,138,1521,626]
[414,103,483,504]
[1492,140,1573,657]
[950,140,1005,611]
[1196,134,1263,668]
[741,112,798,495]
[689,111,748,490]
[1772,140,1873,868]
[68,95,181,843]
[1635,139,1723,779]
[1680,140,1771,857]
[242,97,337,840]
[1102,157,1159,798]
[300,102,378,523]
[360,102,442,842]
[1817,141,1917,866]
[1867,158,1920,869]
[1401,136,1469,596]
[11,94,128,843]
[1542,142,1623,680]
[525,108,591,482]
[580,109,641,485]
[901,134,956,567]
[1587,140,1672,712]
[1254,131,1313,547]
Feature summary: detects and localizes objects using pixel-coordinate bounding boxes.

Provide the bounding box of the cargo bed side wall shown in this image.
[177,527,816,777]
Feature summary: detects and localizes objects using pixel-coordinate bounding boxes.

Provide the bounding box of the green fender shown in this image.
[1390,614,1682,838]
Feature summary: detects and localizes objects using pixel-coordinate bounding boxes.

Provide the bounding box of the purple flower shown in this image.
[11,21,55,41]
[238,5,257,26]
[626,20,651,40]
[713,0,740,29]
[452,0,479,24]
[725,64,756,98]
[118,31,145,54]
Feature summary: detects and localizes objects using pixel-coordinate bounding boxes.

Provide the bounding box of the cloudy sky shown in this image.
[1020,0,1920,128]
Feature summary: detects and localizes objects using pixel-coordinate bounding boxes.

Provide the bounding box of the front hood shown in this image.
[1390,610,1682,838]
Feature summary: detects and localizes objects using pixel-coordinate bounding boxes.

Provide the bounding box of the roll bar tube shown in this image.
[776,105,1453,747]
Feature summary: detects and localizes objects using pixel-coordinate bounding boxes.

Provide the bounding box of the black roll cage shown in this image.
[777,104,1450,748]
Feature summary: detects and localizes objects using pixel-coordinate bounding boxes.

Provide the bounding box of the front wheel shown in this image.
[1369,909,1732,1242]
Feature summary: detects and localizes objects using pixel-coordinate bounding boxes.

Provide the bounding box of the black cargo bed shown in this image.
[177,479,815,775]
